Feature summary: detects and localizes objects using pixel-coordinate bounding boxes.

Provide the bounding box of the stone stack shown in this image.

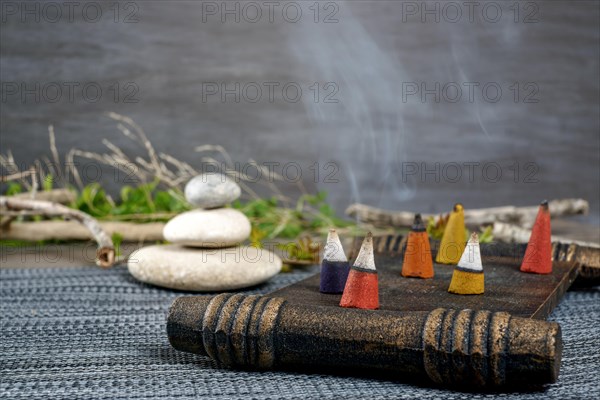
[128,174,282,291]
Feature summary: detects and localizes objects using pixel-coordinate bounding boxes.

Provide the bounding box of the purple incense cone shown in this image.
[320,229,350,294]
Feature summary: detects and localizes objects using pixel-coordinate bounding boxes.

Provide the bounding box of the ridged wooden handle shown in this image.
[202,294,285,368]
[422,308,561,386]
[168,294,562,389]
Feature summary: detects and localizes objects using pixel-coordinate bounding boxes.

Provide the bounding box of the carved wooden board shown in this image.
[167,235,590,388]
[269,236,580,320]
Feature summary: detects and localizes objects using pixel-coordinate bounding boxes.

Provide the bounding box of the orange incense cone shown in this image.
[340,232,379,310]
[520,201,552,274]
[436,203,467,265]
[448,232,484,295]
[401,214,434,279]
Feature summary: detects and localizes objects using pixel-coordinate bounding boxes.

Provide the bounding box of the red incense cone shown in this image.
[401,214,434,279]
[340,232,379,310]
[520,200,552,274]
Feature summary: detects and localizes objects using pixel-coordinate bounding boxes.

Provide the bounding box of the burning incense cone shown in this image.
[521,201,552,274]
[448,232,484,295]
[320,229,350,294]
[340,232,379,310]
[435,203,467,265]
[401,214,434,279]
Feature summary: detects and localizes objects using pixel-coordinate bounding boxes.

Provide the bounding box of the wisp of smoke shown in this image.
[286,2,415,215]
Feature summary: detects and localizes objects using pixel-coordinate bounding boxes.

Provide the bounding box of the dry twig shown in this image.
[492,221,599,248]
[2,220,164,243]
[0,196,115,267]
[346,199,589,229]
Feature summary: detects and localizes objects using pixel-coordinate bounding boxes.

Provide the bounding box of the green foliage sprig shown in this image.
[5,180,493,248]
[4,181,355,241]
[73,181,190,222]
[232,191,352,242]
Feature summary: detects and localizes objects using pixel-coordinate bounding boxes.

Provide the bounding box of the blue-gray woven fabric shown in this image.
[1,266,598,400]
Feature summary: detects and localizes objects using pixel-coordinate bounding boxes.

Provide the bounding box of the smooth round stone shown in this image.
[127,244,282,291]
[163,208,251,248]
[184,173,241,208]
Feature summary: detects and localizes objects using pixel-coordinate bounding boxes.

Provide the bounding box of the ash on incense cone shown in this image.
[521,200,552,274]
[436,203,467,265]
[320,229,350,294]
[401,214,434,279]
[448,232,484,295]
[340,232,379,310]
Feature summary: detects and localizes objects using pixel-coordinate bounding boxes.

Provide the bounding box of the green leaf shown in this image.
[111,232,123,257]
[279,222,303,238]
[74,183,112,217]
[43,175,53,191]
[120,185,133,202]
[318,203,335,217]
[6,182,23,195]
[479,225,494,243]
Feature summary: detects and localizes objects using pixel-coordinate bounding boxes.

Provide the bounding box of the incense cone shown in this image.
[401,214,434,279]
[320,229,350,293]
[521,201,552,274]
[340,232,379,310]
[435,203,467,265]
[448,232,484,295]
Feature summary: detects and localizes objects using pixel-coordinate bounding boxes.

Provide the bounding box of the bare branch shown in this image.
[2,220,164,244]
[194,144,234,167]
[0,196,115,268]
[48,124,63,180]
[1,169,34,183]
[346,199,590,229]
[492,221,599,248]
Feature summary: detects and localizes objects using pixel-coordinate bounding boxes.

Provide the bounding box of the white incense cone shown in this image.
[340,232,379,309]
[457,233,483,272]
[324,229,348,262]
[320,229,350,294]
[448,233,484,295]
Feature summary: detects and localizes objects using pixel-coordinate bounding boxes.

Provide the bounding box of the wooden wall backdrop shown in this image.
[1,1,598,225]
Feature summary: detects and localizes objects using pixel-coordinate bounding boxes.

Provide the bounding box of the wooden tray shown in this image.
[167,235,597,389]
[268,237,580,319]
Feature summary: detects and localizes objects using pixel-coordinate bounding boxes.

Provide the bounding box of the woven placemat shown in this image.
[1,266,598,399]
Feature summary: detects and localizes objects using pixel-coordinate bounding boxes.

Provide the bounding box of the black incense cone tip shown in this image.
[541,200,549,208]
[453,203,464,212]
[411,214,426,232]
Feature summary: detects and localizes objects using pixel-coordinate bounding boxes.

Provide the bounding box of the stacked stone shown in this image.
[128,174,282,291]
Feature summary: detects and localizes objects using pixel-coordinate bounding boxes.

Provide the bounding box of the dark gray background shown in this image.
[1,1,599,224]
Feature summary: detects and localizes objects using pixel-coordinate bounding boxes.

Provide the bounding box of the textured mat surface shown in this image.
[1,266,598,400]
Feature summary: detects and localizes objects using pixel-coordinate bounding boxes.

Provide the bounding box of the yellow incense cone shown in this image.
[435,203,467,264]
[448,232,484,295]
